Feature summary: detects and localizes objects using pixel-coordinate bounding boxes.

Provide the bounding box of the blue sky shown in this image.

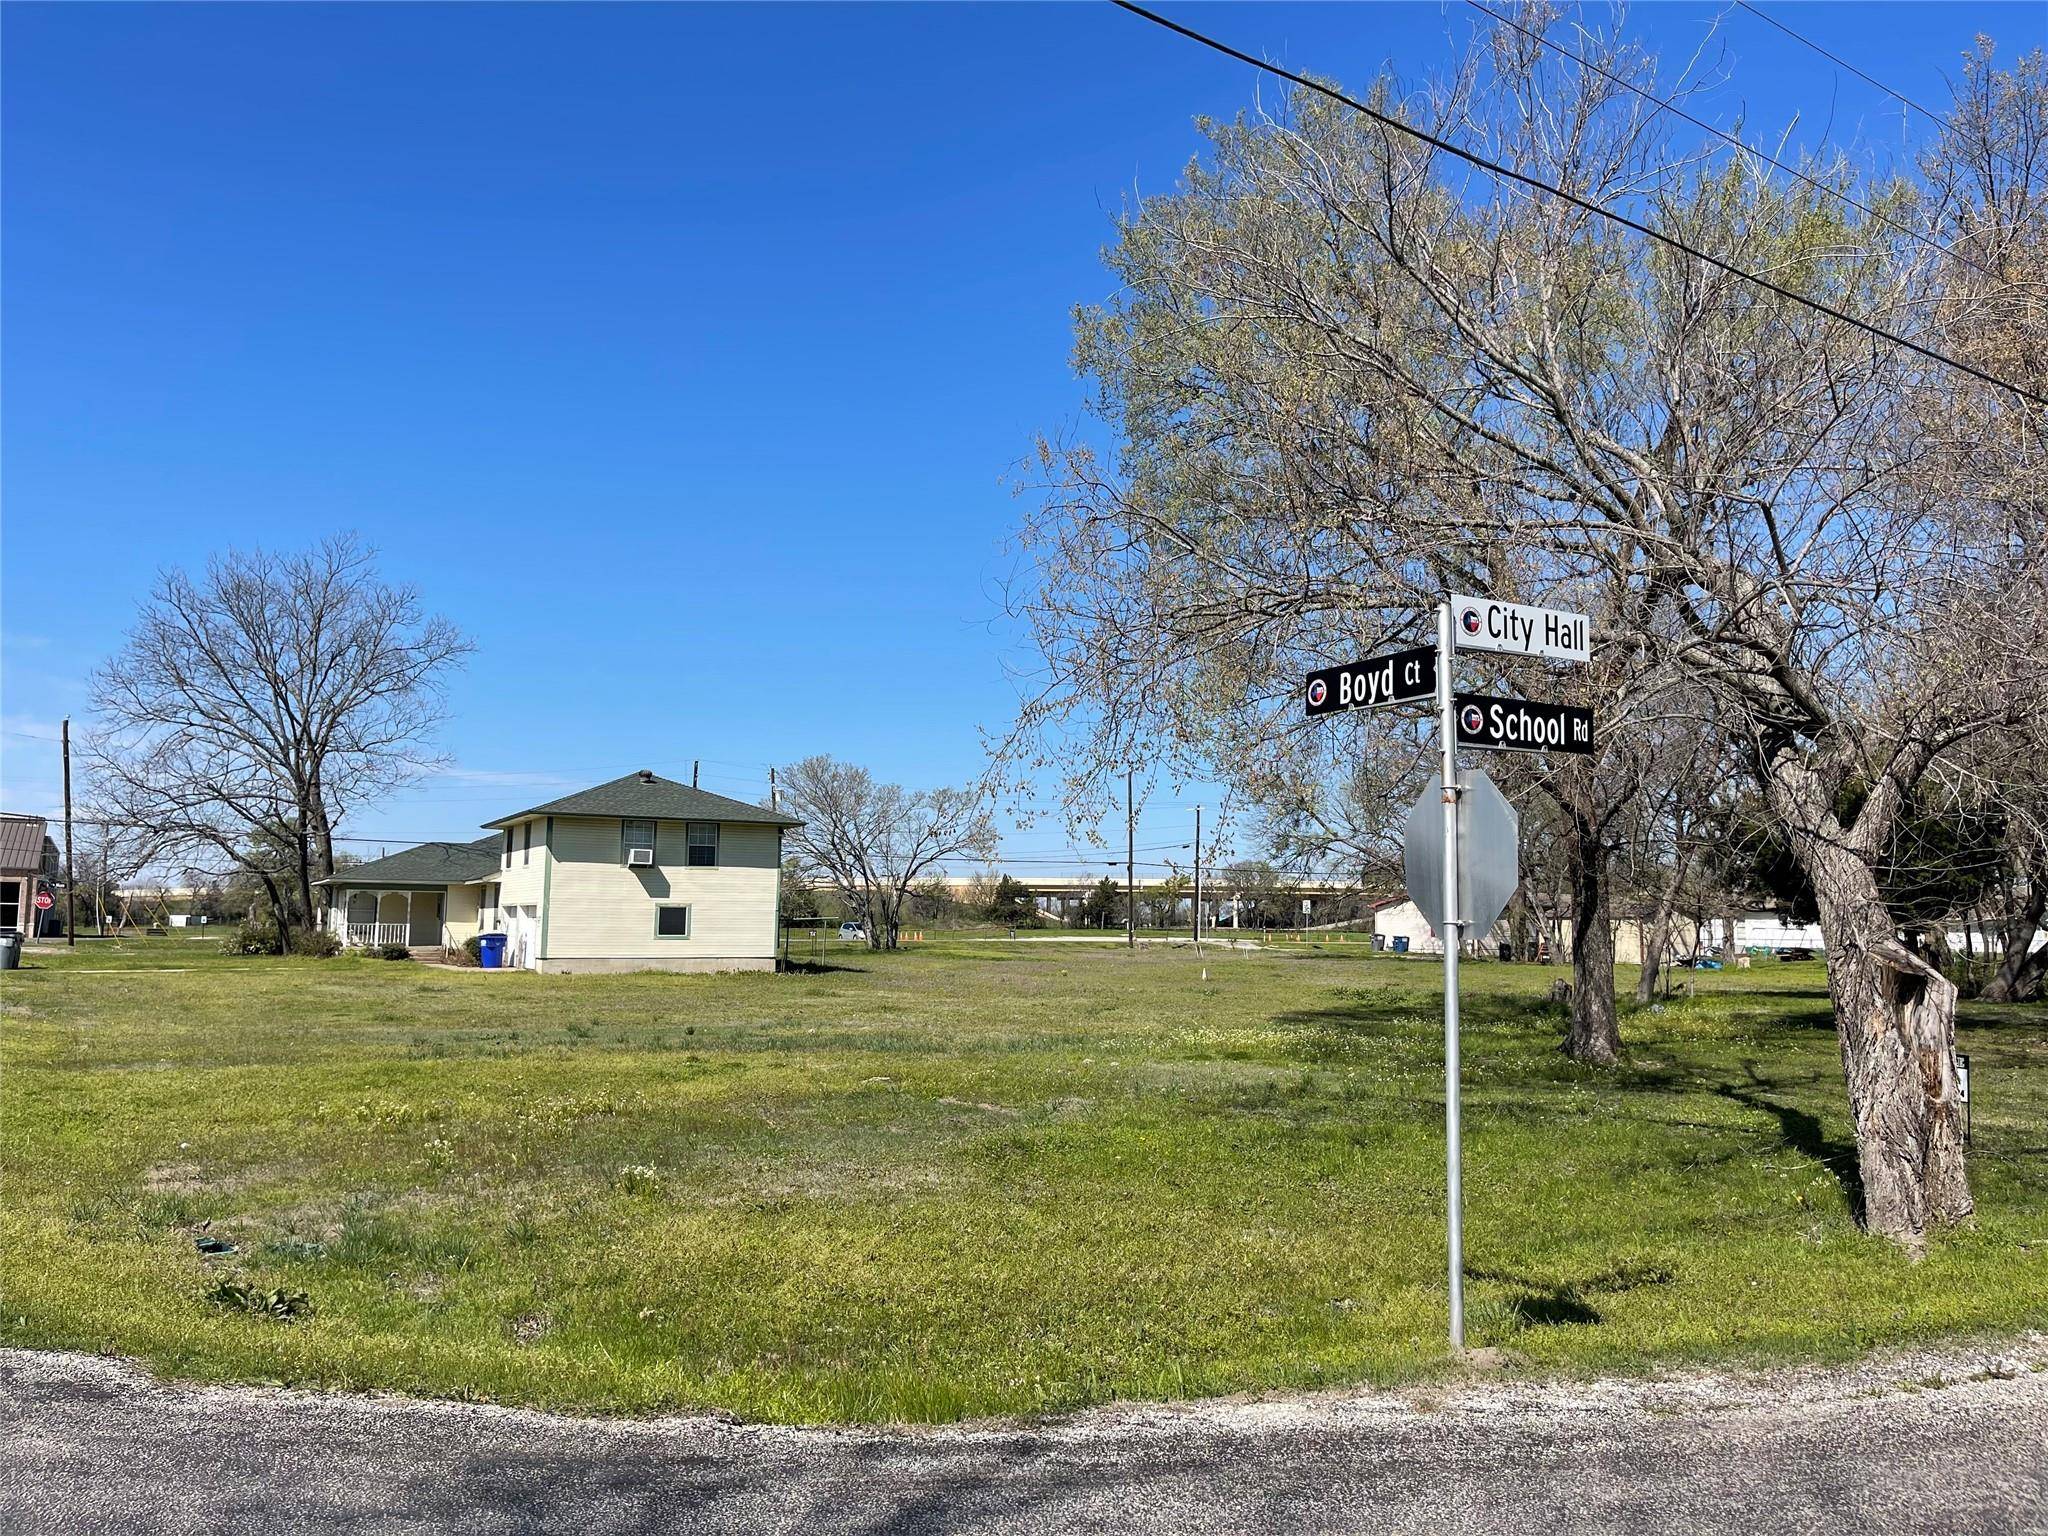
[4,2,2040,874]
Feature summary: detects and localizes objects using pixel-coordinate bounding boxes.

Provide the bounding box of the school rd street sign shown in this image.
[1303,644,1437,718]
[1455,693,1594,756]
[1402,769,1520,937]
[1450,593,1590,663]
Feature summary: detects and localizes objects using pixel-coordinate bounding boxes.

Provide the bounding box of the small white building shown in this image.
[1696,911,1827,954]
[1368,897,1512,956]
[318,770,801,974]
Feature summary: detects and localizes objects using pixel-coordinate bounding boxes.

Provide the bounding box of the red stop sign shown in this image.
[32,890,53,911]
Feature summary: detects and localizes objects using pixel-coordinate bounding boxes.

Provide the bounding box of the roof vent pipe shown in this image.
[638,770,655,784]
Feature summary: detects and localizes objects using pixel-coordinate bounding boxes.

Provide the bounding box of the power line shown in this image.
[1734,2,2032,183]
[1734,1,1953,137]
[1466,0,1997,280]
[1108,0,2048,408]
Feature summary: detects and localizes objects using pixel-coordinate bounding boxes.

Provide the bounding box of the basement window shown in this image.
[655,904,690,939]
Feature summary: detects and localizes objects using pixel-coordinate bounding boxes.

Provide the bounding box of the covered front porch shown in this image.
[328,887,449,949]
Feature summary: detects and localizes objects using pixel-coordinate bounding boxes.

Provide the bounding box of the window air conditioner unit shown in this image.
[626,847,655,867]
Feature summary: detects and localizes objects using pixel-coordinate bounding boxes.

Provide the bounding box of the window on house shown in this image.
[503,830,513,868]
[522,821,532,866]
[655,904,690,938]
[622,819,656,862]
[687,822,719,868]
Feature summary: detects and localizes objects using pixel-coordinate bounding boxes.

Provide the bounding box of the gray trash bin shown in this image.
[0,932,22,970]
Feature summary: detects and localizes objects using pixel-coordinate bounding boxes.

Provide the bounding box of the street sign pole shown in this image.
[1436,599,1464,1352]
[1302,599,1581,1358]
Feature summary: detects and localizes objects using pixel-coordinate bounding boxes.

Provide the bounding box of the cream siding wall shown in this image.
[443,883,482,944]
[493,819,546,906]
[542,815,779,961]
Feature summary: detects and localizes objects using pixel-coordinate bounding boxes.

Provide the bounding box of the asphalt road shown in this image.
[3,1343,2044,1535]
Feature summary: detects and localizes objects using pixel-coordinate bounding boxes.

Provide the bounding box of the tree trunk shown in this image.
[1772,771,1973,1244]
[257,871,292,953]
[1981,876,2046,1003]
[1633,844,1695,1005]
[292,818,317,935]
[1565,813,1620,1065]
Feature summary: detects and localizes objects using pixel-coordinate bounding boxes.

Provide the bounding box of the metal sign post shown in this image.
[1435,600,1465,1351]
[1303,593,1586,1357]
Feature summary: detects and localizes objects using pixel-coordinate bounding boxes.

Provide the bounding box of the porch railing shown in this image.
[345,922,415,948]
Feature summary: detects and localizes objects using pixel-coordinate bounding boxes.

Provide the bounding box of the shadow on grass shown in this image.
[779,960,867,976]
[1469,1267,1603,1326]
[1468,1260,1677,1330]
[1715,1061,1864,1214]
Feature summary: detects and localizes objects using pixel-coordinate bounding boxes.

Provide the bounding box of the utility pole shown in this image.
[692,760,700,789]
[97,822,109,936]
[1126,768,1135,950]
[1192,805,1203,948]
[769,765,778,811]
[1435,599,1465,1352]
[61,718,75,946]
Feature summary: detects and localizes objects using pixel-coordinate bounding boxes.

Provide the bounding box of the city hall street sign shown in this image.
[1449,594,1591,663]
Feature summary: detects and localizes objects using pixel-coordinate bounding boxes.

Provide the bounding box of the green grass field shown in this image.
[2,936,2043,1424]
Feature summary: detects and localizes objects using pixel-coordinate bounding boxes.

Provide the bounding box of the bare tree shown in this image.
[67,816,164,936]
[1007,17,2048,1242]
[87,535,471,939]
[778,756,996,950]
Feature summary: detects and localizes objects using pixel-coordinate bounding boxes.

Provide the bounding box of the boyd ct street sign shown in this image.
[1455,693,1594,756]
[1304,644,1437,718]
[1450,593,1590,663]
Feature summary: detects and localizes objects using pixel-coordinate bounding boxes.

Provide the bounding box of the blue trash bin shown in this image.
[478,932,508,969]
[1392,935,1410,954]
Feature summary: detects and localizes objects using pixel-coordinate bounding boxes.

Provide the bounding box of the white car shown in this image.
[837,921,867,942]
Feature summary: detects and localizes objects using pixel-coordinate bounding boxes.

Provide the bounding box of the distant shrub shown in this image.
[220,924,282,956]
[449,935,484,968]
[377,943,413,962]
[219,924,342,958]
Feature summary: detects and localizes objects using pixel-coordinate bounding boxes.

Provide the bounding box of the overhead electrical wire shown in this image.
[1464,0,1998,280]
[1735,2,1986,141]
[1107,0,2048,408]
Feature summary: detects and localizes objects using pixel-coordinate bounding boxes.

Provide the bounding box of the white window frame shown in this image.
[654,903,691,939]
[622,818,657,864]
[686,822,719,869]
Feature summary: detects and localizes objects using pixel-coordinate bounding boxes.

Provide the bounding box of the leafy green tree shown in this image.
[1077,877,1123,929]
[983,874,1038,925]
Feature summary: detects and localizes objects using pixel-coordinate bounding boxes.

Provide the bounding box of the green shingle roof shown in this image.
[482,771,801,829]
[317,835,503,888]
